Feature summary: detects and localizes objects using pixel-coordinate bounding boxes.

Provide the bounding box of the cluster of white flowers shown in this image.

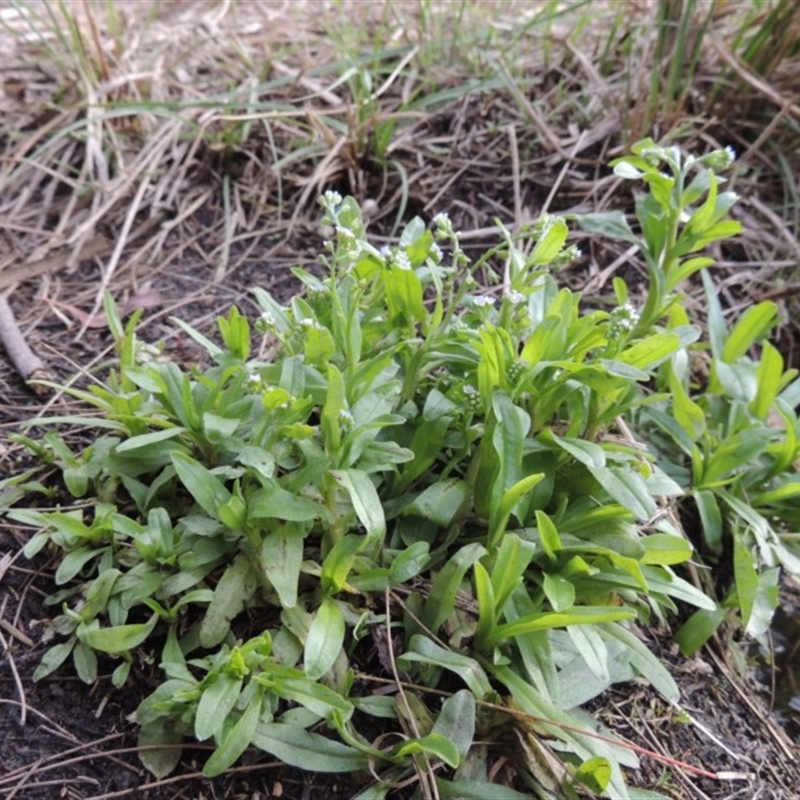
[462,383,482,412]
[338,409,355,429]
[322,189,343,209]
[470,294,495,309]
[246,373,265,391]
[255,311,275,333]
[553,245,582,268]
[299,317,326,332]
[701,146,737,171]
[382,246,412,271]
[433,212,455,240]
[608,302,640,336]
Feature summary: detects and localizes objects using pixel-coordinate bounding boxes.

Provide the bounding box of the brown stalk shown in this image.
[0,292,48,392]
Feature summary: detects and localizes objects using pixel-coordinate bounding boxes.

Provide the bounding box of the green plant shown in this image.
[8,140,800,797]
[579,138,800,653]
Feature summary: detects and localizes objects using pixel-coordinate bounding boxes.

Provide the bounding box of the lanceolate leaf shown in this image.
[203,687,264,776]
[200,554,260,648]
[262,522,305,608]
[77,614,157,654]
[195,671,243,741]
[399,635,492,699]
[172,452,232,519]
[421,542,486,634]
[330,468,386,551]
[486,606,635,647]
[252,723,369,772]
[304,597,346,680]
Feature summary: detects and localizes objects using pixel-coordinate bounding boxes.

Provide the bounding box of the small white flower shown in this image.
[507,290,526,305]
[471,295,495,309]
[429,242,443,263]
[392,250,412,271]
[323,190,343,207]
[256,311,276,333]
[725,145,737,162]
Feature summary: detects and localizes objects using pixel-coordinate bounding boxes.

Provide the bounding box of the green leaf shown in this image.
[265,674,353,722]
[421,542,486,634]
[602,623,679,701]
[237,446,276,479]
[750,341,783,420]
[734,529,779,637]
[721,302,778,363]
[486,606,635,647]
[667,256,714,289]
[172,452,232,519]
[567,624,610,683]
[593,466,657,519]
[203,412,241,442]
[576,211,639,245]
[435,778,533,800]
[77,614,157,654]
[262,522,305,608]
[668,362,706,440]
[305,597,345,680]
[404,479,469,527]
[575,756,612,793]
[489,472,545,549]
[389,541,431,583]
[474,561,496,645]
[542,573,575,612]
[431,690,475,760]
[640,534,692,565]
[55,546,104,584]
[195,672,243,741]
[617,333,680,370]
[535,510,562,562]
[383,263,426,325]
[330,468,386,551]
[248,482,325,522]
[138,720,185,778]
[393,733,460,768]
[322,364,346,457]
[252,723,369,772]
[530,215,569,265]
[72,640,98,684]
[675,607,726,656]
[546,431,605,468]
[171,316,224,358]
[203,688,263,777]
[321,534,363,594]
[400,635,493,699]
[694,489,723,552]
[200,554,259,648]
[33,641,75,682]
[491,533,535,613]
[116,427,188,453]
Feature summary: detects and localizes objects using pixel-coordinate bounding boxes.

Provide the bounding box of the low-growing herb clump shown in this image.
[6,140,800,798]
